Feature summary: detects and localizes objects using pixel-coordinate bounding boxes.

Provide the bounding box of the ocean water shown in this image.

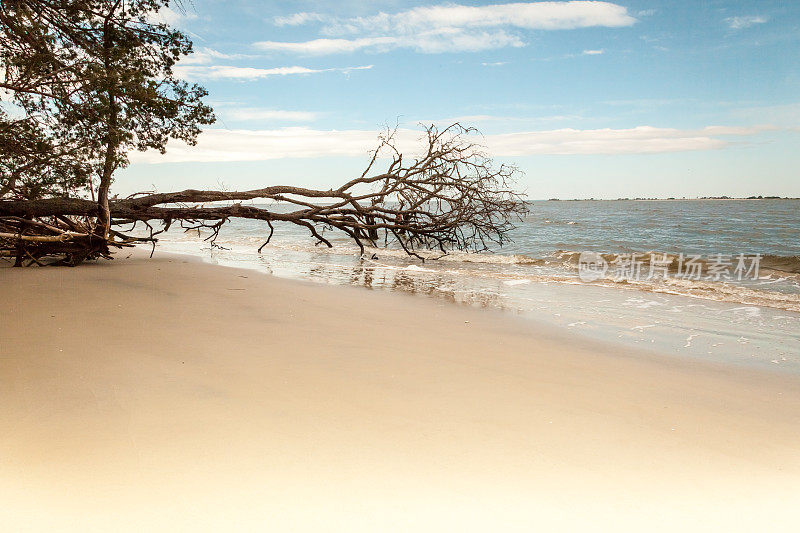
[140,199,800,372]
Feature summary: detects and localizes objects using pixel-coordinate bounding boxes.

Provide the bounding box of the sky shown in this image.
[119,0,800,199]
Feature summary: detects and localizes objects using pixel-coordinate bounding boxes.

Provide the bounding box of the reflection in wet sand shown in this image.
[139,199,800,372]
[309,259,510,310]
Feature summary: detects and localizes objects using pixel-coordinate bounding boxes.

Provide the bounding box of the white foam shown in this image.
[729,306,762,318]
[684,334,700,348]
[404,264,435,273]
[503,279,532,286]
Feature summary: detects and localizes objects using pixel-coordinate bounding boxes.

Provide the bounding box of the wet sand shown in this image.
[2,250,799,531]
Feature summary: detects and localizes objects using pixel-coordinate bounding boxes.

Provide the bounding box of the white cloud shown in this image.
[725,15,768,30]
[256,37,397,54]
[131,128,388,163]
[255,29,524,54]
[582,49,604,55]
[130,125,772,164]
[273,12,326,26]
[485,126,773,155]
[261,2,636,55]
[180,48,253,66]
[173,64,372,81]
[322,2,636,34]
[148,6,197,26]
[481,61,508,67]
[223,108,318,122]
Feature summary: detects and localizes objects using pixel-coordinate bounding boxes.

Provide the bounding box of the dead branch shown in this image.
[0,124,527,266]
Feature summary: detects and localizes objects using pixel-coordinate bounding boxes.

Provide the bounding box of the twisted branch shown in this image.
[1,124,527,265]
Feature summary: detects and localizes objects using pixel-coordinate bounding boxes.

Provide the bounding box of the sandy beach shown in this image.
[2,250,800,531]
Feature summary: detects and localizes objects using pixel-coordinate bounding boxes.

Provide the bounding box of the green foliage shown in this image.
[0,110,94,199]
[0,0,215,199]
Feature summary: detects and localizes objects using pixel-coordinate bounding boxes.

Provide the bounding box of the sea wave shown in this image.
[161,227,800,274]
[589,274,800,313]
[553,250,800,276]
[214,236,548,265]
[151,229,800,313]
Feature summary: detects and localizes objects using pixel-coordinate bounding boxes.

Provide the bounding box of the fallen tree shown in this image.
[1,124,527,265]
[1,2,525,266]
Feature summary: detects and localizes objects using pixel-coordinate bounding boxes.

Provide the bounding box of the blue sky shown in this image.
[120,1,800,199]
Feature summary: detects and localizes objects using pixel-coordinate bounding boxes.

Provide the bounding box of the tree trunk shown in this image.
[96,4,120,240]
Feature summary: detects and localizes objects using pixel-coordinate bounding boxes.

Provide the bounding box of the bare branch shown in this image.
[0,124,527,265]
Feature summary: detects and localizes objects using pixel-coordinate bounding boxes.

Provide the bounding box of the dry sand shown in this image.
[2,250,799,531]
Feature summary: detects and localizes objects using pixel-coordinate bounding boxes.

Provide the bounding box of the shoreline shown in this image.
[3,250,800,531]
[147,243,800,372]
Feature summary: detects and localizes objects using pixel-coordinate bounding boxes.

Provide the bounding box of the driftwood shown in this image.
[1,124,527,266]
[0,231,88,242]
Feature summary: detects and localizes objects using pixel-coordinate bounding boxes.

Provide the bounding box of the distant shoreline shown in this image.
[540,196,799,202]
